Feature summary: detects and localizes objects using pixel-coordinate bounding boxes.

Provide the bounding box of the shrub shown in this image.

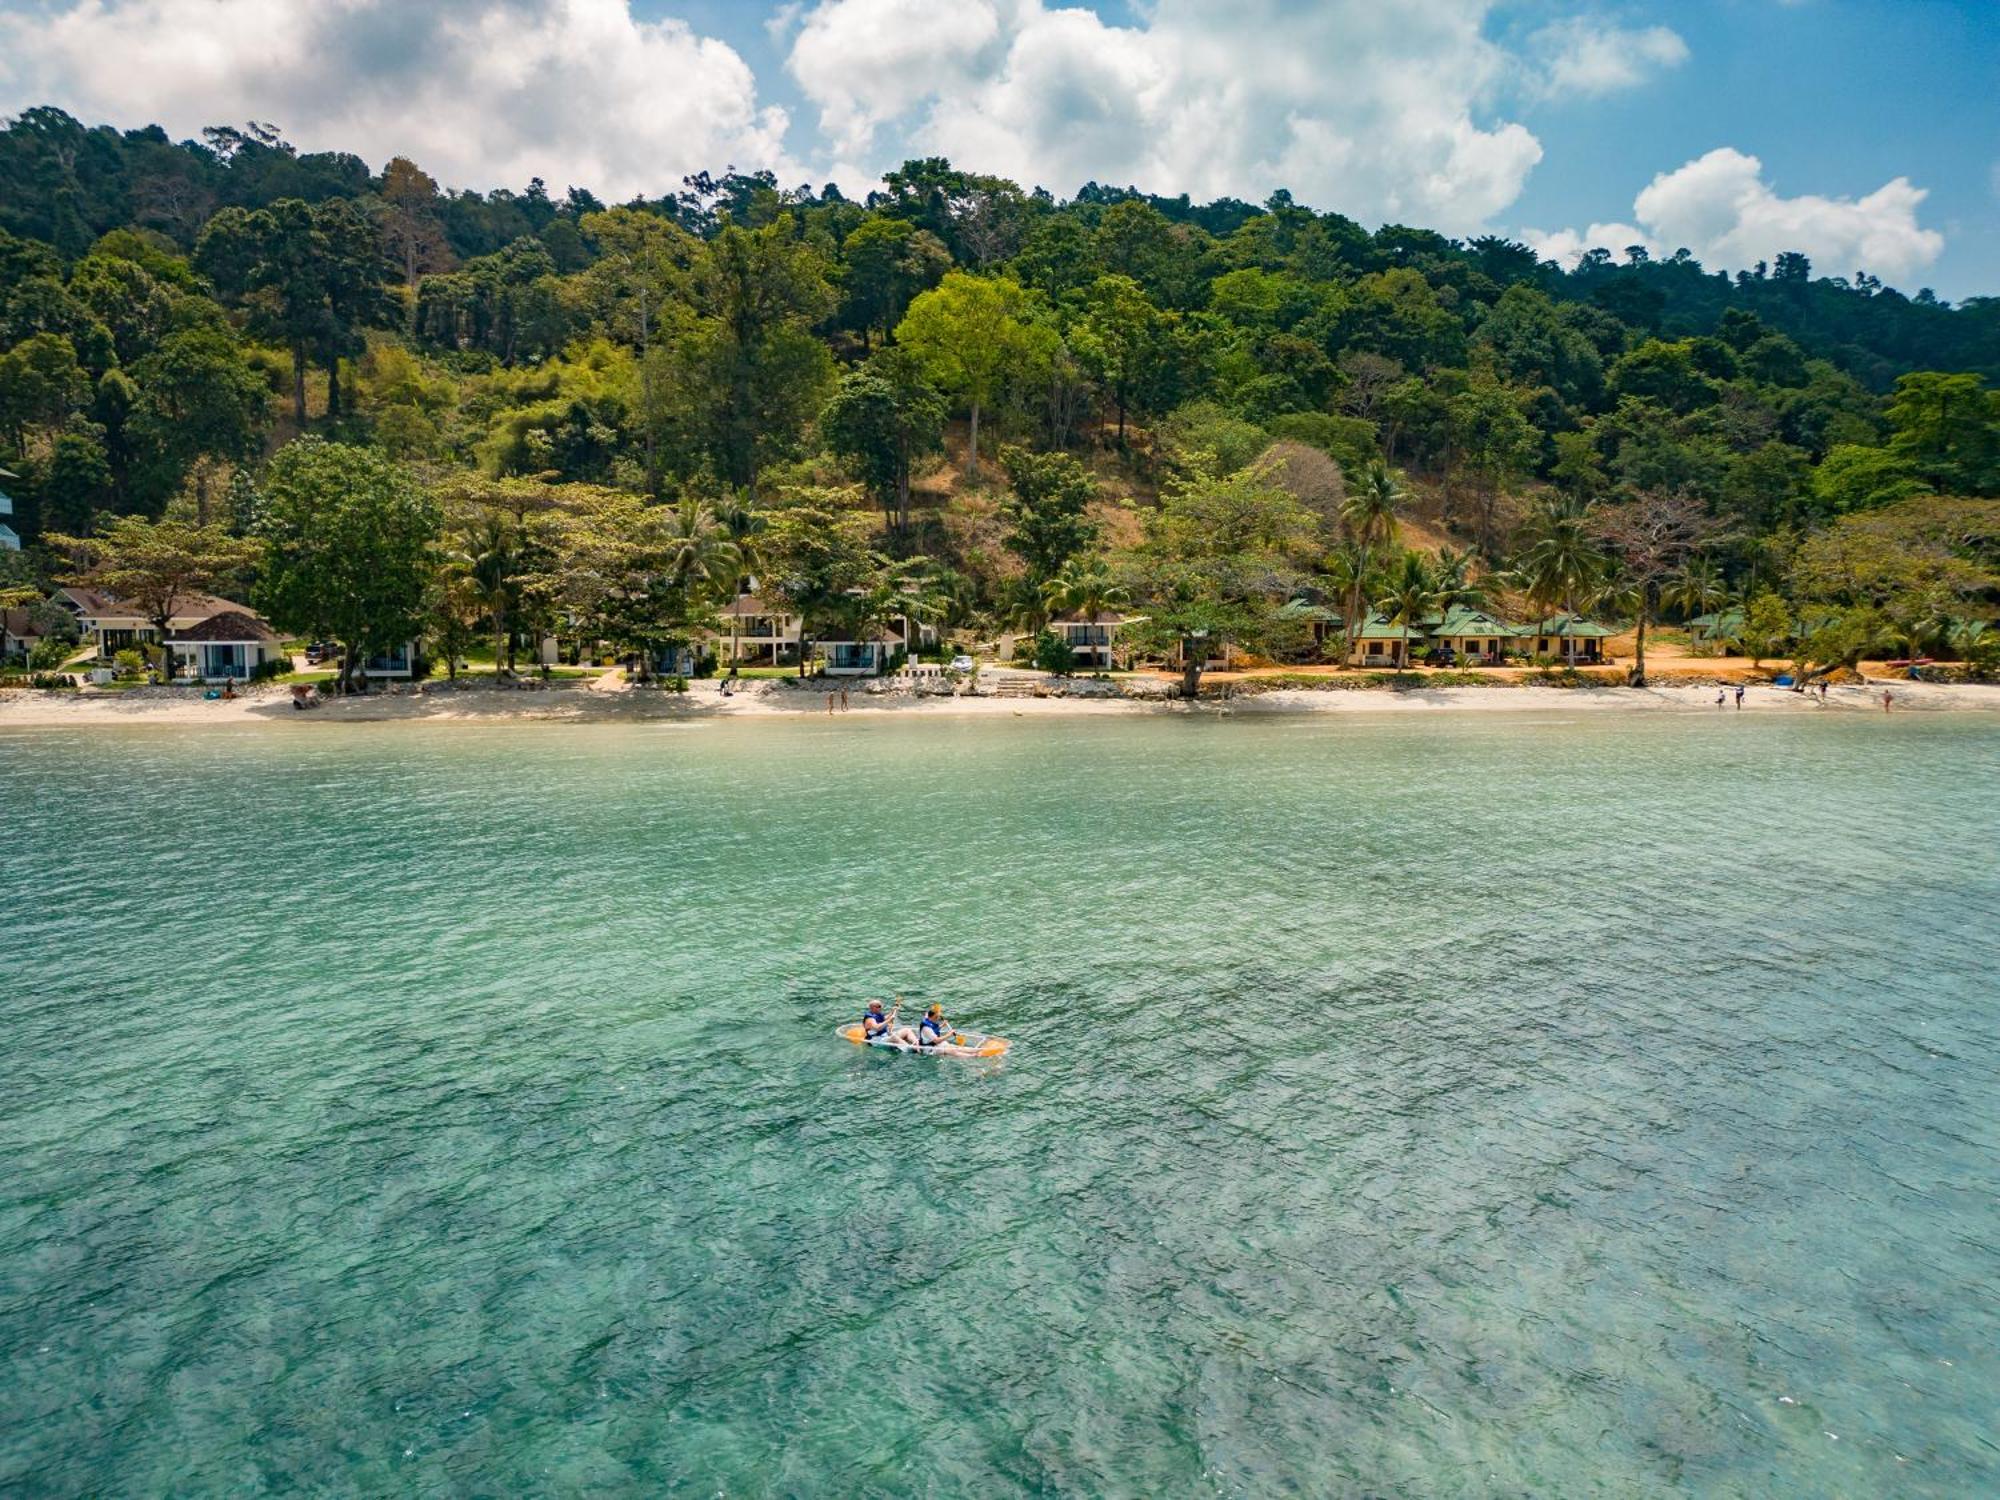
[666,675,688,693]
[1032,629,1076,676]
[250,657,289,683]
[113,648,146,680]
[27,637,72,671]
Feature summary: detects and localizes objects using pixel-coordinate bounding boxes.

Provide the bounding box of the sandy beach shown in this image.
[4,673,1996,728]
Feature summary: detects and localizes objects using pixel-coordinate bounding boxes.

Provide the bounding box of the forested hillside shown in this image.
[3,105,1996,684]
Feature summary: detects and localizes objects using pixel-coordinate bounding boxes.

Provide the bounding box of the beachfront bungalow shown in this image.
[1423,606,1518,665]
[1347,615,1419,667]
[1277,599,1341,659]
[359,642,419,679]
[1520,614,1614,664]
[816,630,900,676]
[56,587,258,660]
[2,606,43,663]
[1048,611,1142,670]
[0,476,19,550]
[716,593,803,665]
[167,611,286,682]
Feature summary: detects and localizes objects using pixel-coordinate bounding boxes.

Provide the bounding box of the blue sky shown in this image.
[2,0,1995,298]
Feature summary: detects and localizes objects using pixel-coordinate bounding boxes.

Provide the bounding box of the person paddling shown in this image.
[861,998,918,1048]
[918,1003,980,1057]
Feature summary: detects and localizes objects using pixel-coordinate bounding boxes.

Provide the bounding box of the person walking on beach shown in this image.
[827,691,836,715]
[840,685,850,711]
[1818,681,1828,703]
[1734,684,1744,710]
[1882,689,1894,713]
[1716,689,1726,708]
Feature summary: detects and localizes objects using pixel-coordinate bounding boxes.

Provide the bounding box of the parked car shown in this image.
[950,654,975,673]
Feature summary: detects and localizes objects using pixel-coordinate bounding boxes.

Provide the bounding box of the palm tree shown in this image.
[1374,550,1442,668]
[1948,617,1995,679]
[1322,542,1377,664]
[451,511,521,679]
[1000,574,1051,640]
[1041,554,1130,622]
[1513,495,1607,630]
[1667,558,1728,629]
[1431,545,1487,612]
[870,555,948,665]
[649,498,741,678]
[1337,461,1403,663]
[712,494,766,590]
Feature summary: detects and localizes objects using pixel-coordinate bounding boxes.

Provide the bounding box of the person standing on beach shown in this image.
[1734,684,1744,710]
[827,691,836,715]
[1819,681,1828,702]
[1716,689,1726,708]
[1882,690,1894,713]
[840,686,850,711]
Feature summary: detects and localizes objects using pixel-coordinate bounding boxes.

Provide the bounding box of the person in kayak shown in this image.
[918,1003,980,1056]
[862,998,918,1047]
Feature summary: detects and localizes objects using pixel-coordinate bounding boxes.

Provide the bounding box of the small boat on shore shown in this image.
[836,1024,1011,1058]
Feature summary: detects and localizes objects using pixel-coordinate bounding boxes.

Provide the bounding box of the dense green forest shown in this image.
[3,105,1996,685]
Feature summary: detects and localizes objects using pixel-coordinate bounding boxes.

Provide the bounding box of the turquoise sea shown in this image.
[1,711,1996,1496]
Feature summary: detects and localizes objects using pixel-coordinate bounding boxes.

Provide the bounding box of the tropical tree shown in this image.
[1373,550,1442,667]
[451,510,524,677]
[819,354,947,536]
[1737,590,1792,667]
[1430,545,1488,612]
[1666,558,1728,626]
[1041,553,1131,624]
[256,439,440,692]
[1947,617,1998,679]
[657,496,742,601]
[196,198,391,424]
[127,327,271,519]
[1513,495,1608,622]
[1337,461,1402,662]
[895,272,1053,476]
[998,445,1100,581]
[1590,488,1724,686]
[759,494,877,676]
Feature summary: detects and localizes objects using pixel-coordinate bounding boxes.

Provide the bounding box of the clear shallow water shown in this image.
[1,712,1996,1497]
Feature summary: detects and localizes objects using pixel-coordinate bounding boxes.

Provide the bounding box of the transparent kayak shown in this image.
[836,1024,1010,1058]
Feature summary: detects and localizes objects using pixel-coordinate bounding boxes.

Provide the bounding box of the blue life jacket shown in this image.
[920,1015,947,1043]
[863,1010,889,1037]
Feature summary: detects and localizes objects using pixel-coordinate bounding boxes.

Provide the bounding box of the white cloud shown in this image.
[1524,147,1945,284]
[787,0,1004,161]
[1529,17,1688,98]
[0,0,797,198]
[786,0,1545,233]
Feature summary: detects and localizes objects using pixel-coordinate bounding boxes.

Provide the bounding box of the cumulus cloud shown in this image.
[0,0,796,198]
[786,0,1544,233]
[1529,17,1687,97]
[1524,147,1945,284]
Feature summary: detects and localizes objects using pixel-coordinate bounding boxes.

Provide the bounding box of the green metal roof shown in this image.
[1428,606,1518,638]
[1688,609,1744,639]
[1352,615,1418,641]
[1277,599,1341,623]
[1521,614,1614,639]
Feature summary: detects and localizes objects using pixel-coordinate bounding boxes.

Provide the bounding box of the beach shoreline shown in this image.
[4,675,1997,728]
